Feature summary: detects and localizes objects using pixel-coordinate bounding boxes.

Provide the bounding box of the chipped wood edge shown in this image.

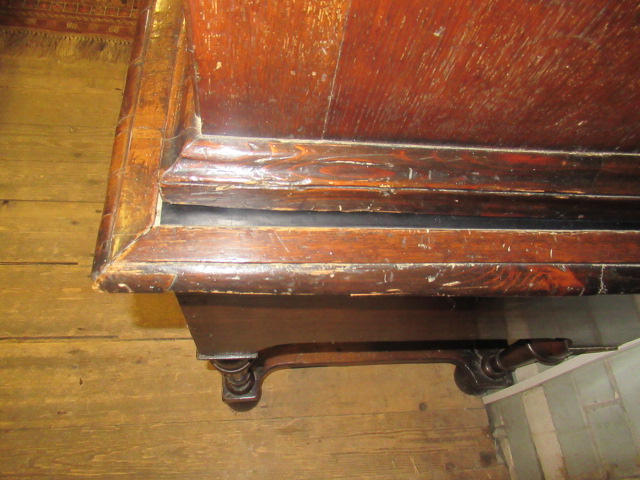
[95,261,640,296]
[92,0,640,296]
[92,0,190,286]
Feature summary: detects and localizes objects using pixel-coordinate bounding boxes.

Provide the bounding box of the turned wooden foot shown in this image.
[212,359,255,394]
[210,358,262,411]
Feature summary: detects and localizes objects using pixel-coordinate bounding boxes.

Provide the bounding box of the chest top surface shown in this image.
[92,0,640,297]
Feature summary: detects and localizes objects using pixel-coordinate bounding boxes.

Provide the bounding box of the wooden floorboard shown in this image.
[0,90,123,127]
[0,160,109,202]
[0,124,116,164]
[0,56,128,93]
[0,200,102,265]
[0,340,501,479]
[0,265,186,338]
[0,340,482,423]
[0,51,509,479]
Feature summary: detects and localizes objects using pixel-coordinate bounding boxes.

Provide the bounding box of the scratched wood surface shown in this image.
[169,1,640,216]
[161,137,640,217]
[92,0,640,300]
[188,0,640,150]
[122,228,640,265]
[0,34,509,480]
[185,0,351,138]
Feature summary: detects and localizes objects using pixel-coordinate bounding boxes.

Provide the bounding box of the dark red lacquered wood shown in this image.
[161,137,640,217]
[187,0,640,150]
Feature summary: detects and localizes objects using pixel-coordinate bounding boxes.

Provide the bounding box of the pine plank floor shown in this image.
[0,50,509,479]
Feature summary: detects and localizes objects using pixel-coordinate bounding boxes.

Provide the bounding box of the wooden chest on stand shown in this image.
[93,0,640,409]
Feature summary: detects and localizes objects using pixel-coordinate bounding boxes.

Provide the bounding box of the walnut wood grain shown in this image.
[92,0,154,274]
[93,0,185,275]
[92,0,640,299]
[120,227,640,265]
[160,22,198,171]
[186,0,640,150]
[185,0,350,138]
[96,262,638,296]
[161,137,640,217]
[324,0,640,149]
